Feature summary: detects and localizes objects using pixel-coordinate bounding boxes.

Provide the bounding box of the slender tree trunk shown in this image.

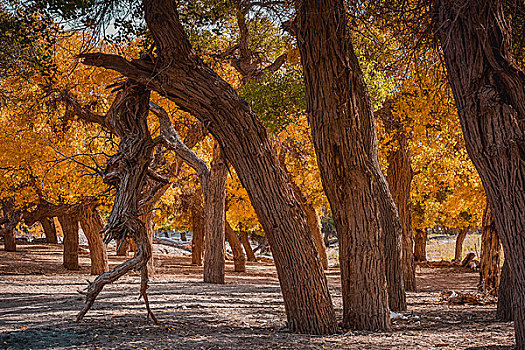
[434,1,525,344]
[454,228,468,262]
[414,229,427,262]
[296,0,404,328]
[191,206,204,266]
[497,260,513,321]
[240,229,257,262]
[225,221,246,272]
[139,202,156,273]
[41,217,58,244]
[3,228,16,252]
[479,205,501,295]
[203,144,228,284]
[116,239,129,256]
[79,206,109,275]
[58,214,79,270]
[302,204,329,270]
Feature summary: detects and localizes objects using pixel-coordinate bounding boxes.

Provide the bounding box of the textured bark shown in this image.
[139,202,156,273]
[379,102,416,292]
[497,260,513,321]
[479,206,501,295]
[41,217,58,244]
[434,1,525,344]
[225,221,246,272]
[58,214,79,270]
[295,0,403,328]
[240,229,257,262]
[79,205,109,275]
[203,144,228,284]
[454,228,468,262]
[191,205,204,266]
[3,228,16,252]
[414,229,427,262]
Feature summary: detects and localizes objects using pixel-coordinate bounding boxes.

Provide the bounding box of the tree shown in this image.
[295,0,405,328]
[433,0,525,345]
[479,205,500,296]
[79,203,109,275]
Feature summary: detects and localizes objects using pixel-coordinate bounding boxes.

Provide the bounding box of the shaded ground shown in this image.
[0,243,514,349]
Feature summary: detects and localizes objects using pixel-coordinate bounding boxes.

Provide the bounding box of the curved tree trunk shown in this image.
[414,229,427,262]
[79,205,109,275]
[191,206,204,266]
[239,229,257,262]
[434,1,525,344]
[203,143,228,284]
[454,228,468,262]
[497,259,513,321]
[302,204,329,270]
[41,217,58,244]
[479,205,501,295]
[225,221,246,272]
[295,0,404,327]
[58,214,79,270]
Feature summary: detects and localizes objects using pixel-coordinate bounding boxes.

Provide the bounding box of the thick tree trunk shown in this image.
[434,1,525,344]
[180,231,187,241]
[497,260,513,321]
[116,239,129,256]
[454,228,468,262]
[3,228,16,252]
[414,229,427,262]
[81,0,337,334]
[41,217,58,244]
[203,144,228,284]
[239,229,257,262]
[225,222,246,272]
[58,214,79,270]
[295,0,404,328]
[191,206,204,266]
[79,205,109,275]
[479,206,501,295]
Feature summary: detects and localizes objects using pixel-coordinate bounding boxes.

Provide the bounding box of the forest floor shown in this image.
[0,242,514,350]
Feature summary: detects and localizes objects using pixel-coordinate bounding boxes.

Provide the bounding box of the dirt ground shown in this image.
[0,243,515,349]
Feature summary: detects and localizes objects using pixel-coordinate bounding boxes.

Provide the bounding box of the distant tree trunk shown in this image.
[116,239,129,256]
[203,144,228,284]
[296,0,403,327]
[433,1,525,344]
[1,204,19,252]
[41,217,58,244]
[3,228,16,252]
[240,229,257,262]
[58,214,79,270]
[414,229,427,262]
[79,205,109,275]
[191,206,204,266]
[497,260,513,321]
[454,228,468,262]
[479,205,501,295]
[225,221,246,272]
[180,231,187,241]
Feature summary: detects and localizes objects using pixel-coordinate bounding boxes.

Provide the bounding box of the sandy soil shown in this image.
[0,243,515,349]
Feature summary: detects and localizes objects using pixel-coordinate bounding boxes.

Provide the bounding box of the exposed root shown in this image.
[140,265,158,324]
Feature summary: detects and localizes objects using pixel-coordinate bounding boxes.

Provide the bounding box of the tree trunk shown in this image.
[295,0,403,328]
[239,229,257,262]
[40,217,58,244]
[302,204,329,270]
[225,221,246,272]
[203,143,228,284]
[180,231,187,241]
[434,1,525,344]
[414,229,427,262]
[116,239,129,256]
[81,0,337,334]
[79,205,109,275]
[191,206,204,266]
[479,205,501,295]
[139,202,156,273]
[497,259,513,321]
[58,214,79,270]
[454,228,468,262]
[3,228,16,252]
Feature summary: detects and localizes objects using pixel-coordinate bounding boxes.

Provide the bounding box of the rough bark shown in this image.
[479,205,501,295]
[3,228,16,252]
[414,229,427,262]
[497,259,513,321]
[58,214,79,270]
[454,228,468,262]
[191,205,204,266]
[295,0,404,328]
[379,102,416,292]
[79,205,109,275]
[240,229,257,262]
[225,221,246,272]
[203,144,228,284]
[433,1,525,344]
[40,217,58,244]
